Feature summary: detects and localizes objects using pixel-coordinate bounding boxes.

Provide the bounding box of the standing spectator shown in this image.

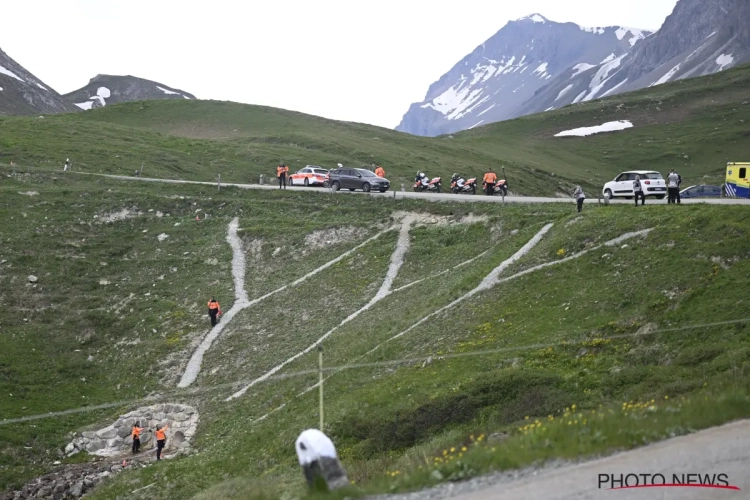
[154,423,169,461]
[374,164,386,178]
[667,170,680,204]
[676,171,683,204]
[633,175,645,206]
[63,158,70,171]
[573,185,585,213]
[277,165,287,189]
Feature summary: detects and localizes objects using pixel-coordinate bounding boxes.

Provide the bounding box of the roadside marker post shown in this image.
[218,174,221,192]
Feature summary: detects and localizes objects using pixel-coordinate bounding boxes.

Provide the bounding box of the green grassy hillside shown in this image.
[2,166,749,499]
[1,64,748,198]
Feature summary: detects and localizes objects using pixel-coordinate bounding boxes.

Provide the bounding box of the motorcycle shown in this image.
[483,178,509,196]
[450,174,477,195]
[413,171,442,193]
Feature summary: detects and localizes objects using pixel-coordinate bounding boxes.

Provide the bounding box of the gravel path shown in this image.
[373,419,750,500]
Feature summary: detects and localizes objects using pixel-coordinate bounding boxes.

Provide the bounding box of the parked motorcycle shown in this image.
[483,178,509,196]
[413,171,442,193]
[450,174,477,195]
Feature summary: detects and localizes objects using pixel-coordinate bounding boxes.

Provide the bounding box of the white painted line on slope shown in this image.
[177,221,390,388]
[368,223,554,353]
[226,218,414,401]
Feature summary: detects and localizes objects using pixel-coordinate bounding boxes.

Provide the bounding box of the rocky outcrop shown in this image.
[2,459,144,500]
[63,74,195,110]
[66,403,198,457]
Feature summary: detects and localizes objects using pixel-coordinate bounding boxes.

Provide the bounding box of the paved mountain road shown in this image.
[375,420,750,500]
[73,173,750,206]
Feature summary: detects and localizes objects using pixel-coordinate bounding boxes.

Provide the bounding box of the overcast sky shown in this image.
[3,0,678,128]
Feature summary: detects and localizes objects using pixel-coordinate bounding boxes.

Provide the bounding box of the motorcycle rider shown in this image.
[416,171,430,189]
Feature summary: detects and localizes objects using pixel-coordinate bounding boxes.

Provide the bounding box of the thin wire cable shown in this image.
[2,317,747,426]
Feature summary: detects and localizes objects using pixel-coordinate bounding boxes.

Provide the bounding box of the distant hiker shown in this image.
[633,175,645,206]
[483,169,498,195]
[154,424,169,461]
[295,429,349,491]
[207,298,221,327]
[667,170,680,204]
[573,185,585,213]
[131,422,143,454]
[375,164,386,178]
[277,165,287,189]
[64,158,70,172]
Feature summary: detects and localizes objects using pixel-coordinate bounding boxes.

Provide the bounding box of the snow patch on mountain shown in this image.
[518,14,547,23]
[601,78,628,97]
[533,62,549,78]
[555,120,633,137]
[0,64,25,82]
[74,101,94,110]
[716,54,734,71]
[583,54,626,101]
[616,27,648,46]
[36,83,48,91]
[651,63,681,86]
[555,84,575,101]
[580,26,605,35]
[571,63,596,77]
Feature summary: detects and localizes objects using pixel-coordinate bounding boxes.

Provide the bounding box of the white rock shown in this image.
[157,233,169,242]
[28,275,38,283]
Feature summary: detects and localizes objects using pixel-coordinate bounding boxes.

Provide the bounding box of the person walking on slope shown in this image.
[207,297,221,327]
[483,168,498,195]
[633,175,646,206]
[573,185,585,213]
[131,422,143,454]
[667,169,680,204]
[277,164,288,189]
[154,423,169,461]
[374,164,386,178]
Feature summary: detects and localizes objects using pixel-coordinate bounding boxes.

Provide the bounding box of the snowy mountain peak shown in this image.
[516,13,547,24]
[396,14,652,136]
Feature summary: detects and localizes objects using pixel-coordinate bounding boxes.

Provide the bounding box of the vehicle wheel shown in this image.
[605,189,613,199]
[332,181,340,191]
[323,181,329,188]
[436,185,442,193]
[413,187,419,192]
[288,178,294,186]
[362,182,371,193]
[471,186,476,195]
[304,178,309,187]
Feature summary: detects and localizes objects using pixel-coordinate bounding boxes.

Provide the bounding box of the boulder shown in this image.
[69,482,84,498]
[116,426,131,439]
[64,443,76,455]
[28,275,38,283]
[96,428,117,439]
[82,431,96,440]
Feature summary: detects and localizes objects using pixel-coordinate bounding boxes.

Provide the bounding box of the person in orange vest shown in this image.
[131,421,143,454]
[208,297,221,327]
[277,164,287,189]
[154,423,169,461]
[483,168,498,195]
[374,164,386,178]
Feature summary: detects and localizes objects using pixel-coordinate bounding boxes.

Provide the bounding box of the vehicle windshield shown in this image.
[639,173,663,180]
[314,169,328,175]
[358,169,377,177]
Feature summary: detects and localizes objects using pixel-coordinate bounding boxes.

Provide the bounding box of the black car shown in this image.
[327,168,390,193]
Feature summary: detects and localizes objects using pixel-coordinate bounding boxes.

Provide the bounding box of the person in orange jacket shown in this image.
[208,297,221,327]
[483,169,498,195]
[131,421,143,454]
[154,423,169,461]
[374,164,386,178]
[277,164,288,189]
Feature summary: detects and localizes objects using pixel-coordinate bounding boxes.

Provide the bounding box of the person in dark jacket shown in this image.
[633,176,645,206]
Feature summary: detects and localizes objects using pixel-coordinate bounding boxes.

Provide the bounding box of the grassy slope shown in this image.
[2,166,749,500]
[1,64,749,198]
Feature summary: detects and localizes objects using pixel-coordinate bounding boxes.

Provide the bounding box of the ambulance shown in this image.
[725,162,750,198]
